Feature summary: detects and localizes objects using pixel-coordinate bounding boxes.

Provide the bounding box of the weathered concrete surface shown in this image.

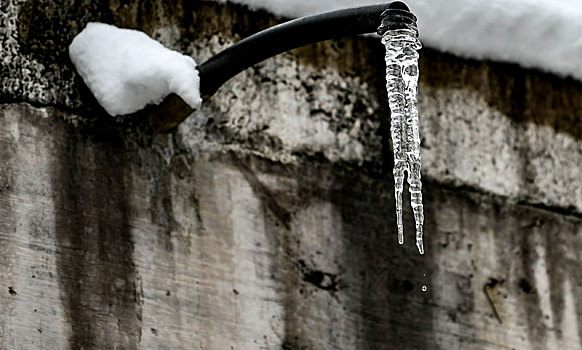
[3,1,580,212]
[1,0,582,349]
[0,103,581,350]
[419,50,582,213]
[0,0,582,212]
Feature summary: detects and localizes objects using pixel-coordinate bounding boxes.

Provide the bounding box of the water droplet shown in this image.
[421,285,427,292]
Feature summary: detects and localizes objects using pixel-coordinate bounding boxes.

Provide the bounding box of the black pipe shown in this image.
[149,1,416,131]
[198,1,413,98]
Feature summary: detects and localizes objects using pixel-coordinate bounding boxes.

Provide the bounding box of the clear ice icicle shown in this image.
[382,26,424,254]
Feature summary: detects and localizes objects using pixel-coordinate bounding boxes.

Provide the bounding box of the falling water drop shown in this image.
[382,23,424,254]
[421,285,427,292]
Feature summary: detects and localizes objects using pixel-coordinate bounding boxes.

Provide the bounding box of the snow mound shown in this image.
[216,0,582,82]
[69,22,202,116]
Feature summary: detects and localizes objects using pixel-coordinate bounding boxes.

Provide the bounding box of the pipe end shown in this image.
[377,2,417,36]
[388,1,410,12]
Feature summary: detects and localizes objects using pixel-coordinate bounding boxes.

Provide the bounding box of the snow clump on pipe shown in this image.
[69,22,202,116]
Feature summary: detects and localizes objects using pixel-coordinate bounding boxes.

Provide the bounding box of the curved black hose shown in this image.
[198,1,412,98]
[149,1,415,131]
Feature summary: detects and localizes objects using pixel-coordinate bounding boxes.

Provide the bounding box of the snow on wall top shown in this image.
[69,23,202,116]
[215,0,582,81]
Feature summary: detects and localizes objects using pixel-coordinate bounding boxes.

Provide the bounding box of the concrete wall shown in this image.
[1,1,581,349]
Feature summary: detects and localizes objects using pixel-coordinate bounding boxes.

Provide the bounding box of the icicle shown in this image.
[382,27,424,254]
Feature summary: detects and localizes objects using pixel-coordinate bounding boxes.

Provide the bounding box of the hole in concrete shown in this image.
[518,278,533,294]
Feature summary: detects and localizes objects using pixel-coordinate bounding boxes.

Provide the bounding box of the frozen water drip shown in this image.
[382,23,424,254]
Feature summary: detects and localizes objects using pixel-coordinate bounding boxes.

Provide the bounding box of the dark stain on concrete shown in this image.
[15,0,115,109]
[517,212,548,348]
[572,266,582,344]
[51,120,140,349]
[148,162,176,253]
[226,154,300,348]
[331,168,436,350]
[182,1,276,42]
[18,0,111,64]
[226,153,582,349]
[232,155,307,349]
[232,156,292,230]
[543,216,567,340]
[563,218,582,345]
[515,204,577,348]
[236,154,438,349]
[420,48,582,140]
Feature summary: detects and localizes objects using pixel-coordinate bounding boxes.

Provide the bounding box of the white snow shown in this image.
[215,0,582,81]
[69,22,202,116]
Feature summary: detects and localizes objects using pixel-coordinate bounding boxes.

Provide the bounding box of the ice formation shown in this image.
[215,0,582,82]
[382,26,424,254]
[69,22,202,116]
